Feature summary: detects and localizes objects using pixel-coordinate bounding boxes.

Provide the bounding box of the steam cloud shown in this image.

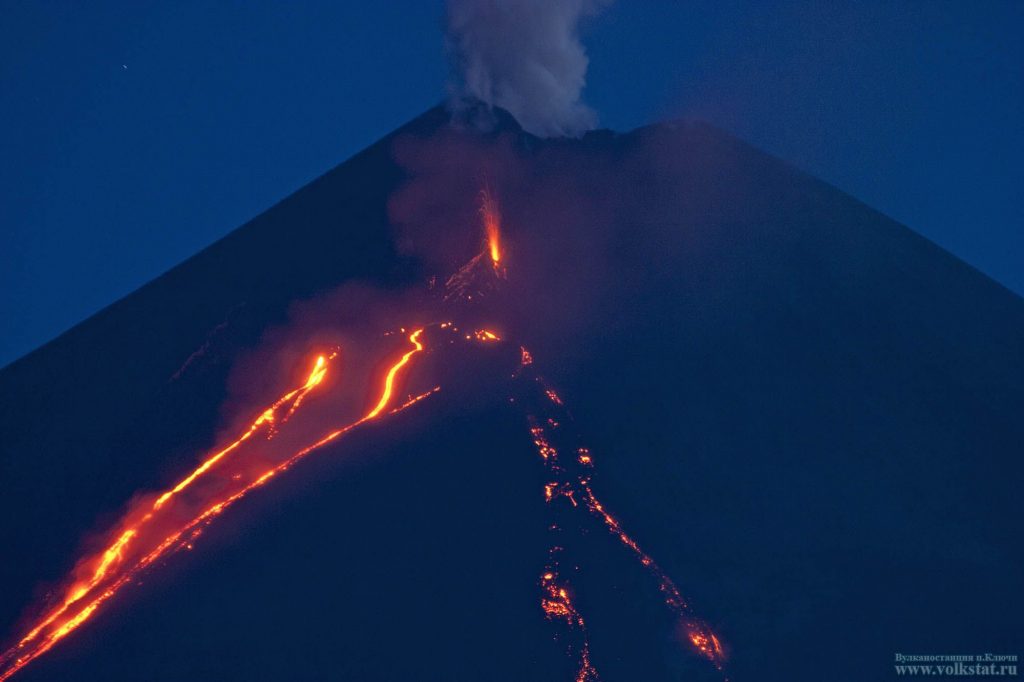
[445,0,609,138]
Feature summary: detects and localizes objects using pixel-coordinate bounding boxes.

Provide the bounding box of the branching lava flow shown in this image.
[0,187,728,682]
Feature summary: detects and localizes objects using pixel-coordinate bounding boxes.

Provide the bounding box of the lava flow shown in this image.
[528,416,600,682]
[0,330,435,682]
[520,365,727,678]
[2,185,729,682]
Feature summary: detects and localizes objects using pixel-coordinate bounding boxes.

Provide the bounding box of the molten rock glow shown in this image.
[1,189,729,682]
[522,363,727,678]
[481,186,502,266]
[0,331,435,682]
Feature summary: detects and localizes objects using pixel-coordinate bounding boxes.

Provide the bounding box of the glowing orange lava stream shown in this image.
[480,186,502,267]
[6,352,333,662]
[522,358,726,679]
[541,567,599,682]
[3,188,730,682]
[528,413,601,681]
[0,330,429,682]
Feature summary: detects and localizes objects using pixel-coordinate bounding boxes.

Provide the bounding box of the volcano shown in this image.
[0,106,1021,682]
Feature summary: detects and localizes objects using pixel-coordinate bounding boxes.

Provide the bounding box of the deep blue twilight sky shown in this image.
[1,1,1021,367]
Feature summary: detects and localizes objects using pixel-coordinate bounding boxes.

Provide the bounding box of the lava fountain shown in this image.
[481,185,502,267]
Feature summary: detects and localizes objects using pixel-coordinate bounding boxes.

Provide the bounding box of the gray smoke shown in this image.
[445,0,608,138]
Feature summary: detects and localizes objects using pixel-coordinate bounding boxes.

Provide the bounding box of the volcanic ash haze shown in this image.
[445,0,607,137]
[0,106,1021,681]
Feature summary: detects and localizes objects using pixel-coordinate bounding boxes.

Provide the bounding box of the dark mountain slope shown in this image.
[0,106,445,623]
[1,107,1021,681]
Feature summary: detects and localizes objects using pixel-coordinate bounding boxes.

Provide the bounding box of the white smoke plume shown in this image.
[445,0,609,138]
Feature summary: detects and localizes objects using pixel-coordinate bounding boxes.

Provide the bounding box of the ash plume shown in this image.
[445,0,609,138]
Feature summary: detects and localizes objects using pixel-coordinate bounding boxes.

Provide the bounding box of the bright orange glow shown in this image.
[0,331,435,682]
[474,329,500,342]
[686,627,725,662]
[0,168,732,682]
[539,568,598,681]
[6,353,336,665]
[2,266,727,682]
[480,186,502,266]
[389,386,441,415]
[527,402,601,681]
[363,329,424,421]
[154,353,330,510]
[576,646,599,682]
[441,188,506,302]
[528,422,558,461]
[521,360,727,675]
[544,482,577,507]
